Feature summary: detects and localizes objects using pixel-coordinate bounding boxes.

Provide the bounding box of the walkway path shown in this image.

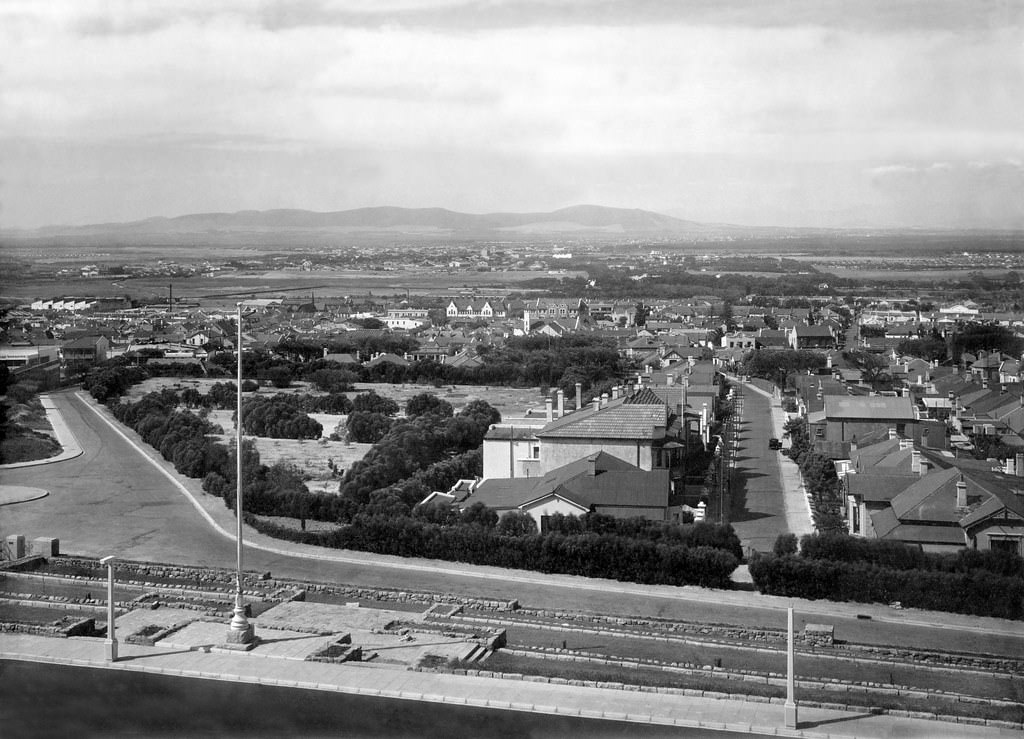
[2,633,1017,738]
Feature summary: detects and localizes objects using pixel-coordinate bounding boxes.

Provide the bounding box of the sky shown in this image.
[1,0,1022,230]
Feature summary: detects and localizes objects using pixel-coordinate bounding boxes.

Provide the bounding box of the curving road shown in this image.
[3,390,1022,659]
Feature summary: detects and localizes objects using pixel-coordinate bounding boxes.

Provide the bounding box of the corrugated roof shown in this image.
[824,396,916,421]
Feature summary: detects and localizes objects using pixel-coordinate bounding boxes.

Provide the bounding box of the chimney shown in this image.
[1016,453,1024,477]
[323,346,328,358]
[1006,457,1016,476]
[911,449,921,472]
[826,354,833,369]
[667,374,675,386]
[601,392,609,408]
[556,389,564,418]
[899,437,911,450]
[918,458,928,476]
[956,477,968,510]
[611,386,619,400]
[888,427,897,440]
[575,382,583,410]
[849,436,858,453]
[545,397,553,423]
[982,374,988,389]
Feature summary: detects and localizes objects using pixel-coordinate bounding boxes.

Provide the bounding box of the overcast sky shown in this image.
[2,0,1022,229]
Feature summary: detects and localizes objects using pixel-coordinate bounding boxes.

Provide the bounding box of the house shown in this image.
[385,308,430,330]
[466,452,672,529]
[790,324,836,350]
[445,299,507,322]
[814,395,918,444]
[841,437,1024,554]
[62,334,110,374]
[482,382,697,482]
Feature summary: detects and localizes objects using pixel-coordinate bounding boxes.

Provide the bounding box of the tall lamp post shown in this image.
[226,303,255,647]
[100,555,118,662]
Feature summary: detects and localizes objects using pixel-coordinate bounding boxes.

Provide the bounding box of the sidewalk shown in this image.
[0,393,83,470]
[2,632,1017,738]
[71,388,1024,641]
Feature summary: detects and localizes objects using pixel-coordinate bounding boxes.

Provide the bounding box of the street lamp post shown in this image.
[784,606,799,728]
[226,303,255,647]
[99,555,117,662]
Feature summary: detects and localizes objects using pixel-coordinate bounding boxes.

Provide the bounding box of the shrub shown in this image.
[773,533,799,556]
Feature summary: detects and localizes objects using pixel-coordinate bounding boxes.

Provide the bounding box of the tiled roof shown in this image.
[537,402,668,440]
[472,452,669,511]
[484,426,539,441]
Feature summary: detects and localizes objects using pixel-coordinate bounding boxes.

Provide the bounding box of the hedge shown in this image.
[248,513,739,589]
[799,532,1024,578]
[749,553,1024,620]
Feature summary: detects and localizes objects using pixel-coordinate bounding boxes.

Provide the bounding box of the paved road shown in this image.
[728,382,792,553]
[4,391,1023,661]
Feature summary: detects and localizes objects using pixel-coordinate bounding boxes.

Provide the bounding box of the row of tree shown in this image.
[782,417,845,533]
[249,512,739,589]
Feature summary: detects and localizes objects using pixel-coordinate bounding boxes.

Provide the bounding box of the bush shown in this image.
[773,533,799,556]
[240,397,322,439]
[496,510,538,536]
[749,552,1024,620]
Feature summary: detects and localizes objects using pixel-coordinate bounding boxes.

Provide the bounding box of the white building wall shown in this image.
[541,438,653,472]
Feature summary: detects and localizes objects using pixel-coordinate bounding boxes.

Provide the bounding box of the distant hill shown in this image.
[9,205,717,241]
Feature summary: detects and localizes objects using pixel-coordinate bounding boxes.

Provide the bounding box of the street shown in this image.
[3,390,1022,659]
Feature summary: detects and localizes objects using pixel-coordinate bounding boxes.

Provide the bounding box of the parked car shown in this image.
[768,437,782,450]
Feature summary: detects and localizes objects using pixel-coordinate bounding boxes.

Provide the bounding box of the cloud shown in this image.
[1,0,1021,228]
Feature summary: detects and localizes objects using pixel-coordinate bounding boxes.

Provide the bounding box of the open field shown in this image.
[0,269,573,303]
[123,378,547,494]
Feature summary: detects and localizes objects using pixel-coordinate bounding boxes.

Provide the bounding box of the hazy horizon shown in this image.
[2,1,1022,231]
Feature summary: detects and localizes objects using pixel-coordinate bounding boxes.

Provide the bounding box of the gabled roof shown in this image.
[848,473,920,503]
[890,469,989,523]
[471,451,669,512]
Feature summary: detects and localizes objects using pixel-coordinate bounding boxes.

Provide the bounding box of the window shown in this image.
[532,445,540,459]
[990,537,1021,556]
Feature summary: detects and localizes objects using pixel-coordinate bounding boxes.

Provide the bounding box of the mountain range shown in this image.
[9,205,722,240]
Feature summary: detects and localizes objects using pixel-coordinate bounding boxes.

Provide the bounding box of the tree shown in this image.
[406,393,454,419]
[345,411,393,443]
[308,368,357,393]
[352,390,399,416]
[634,302,650,327]
[844,350,892,390]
